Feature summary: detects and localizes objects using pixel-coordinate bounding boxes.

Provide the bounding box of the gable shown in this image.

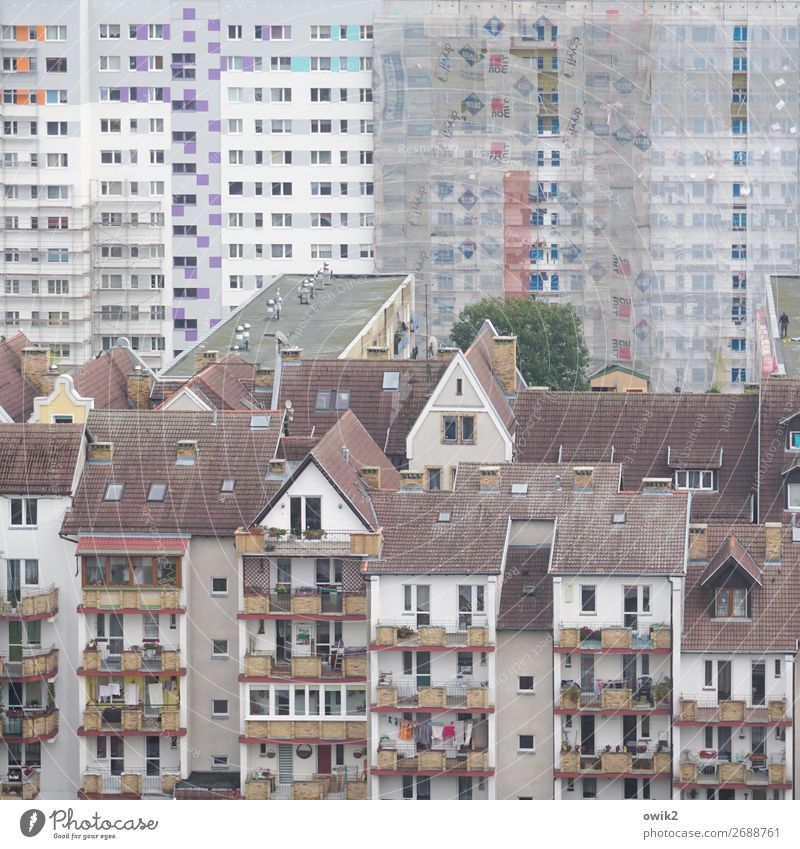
[31,374,94,424]
[432,360,483,406]
[158,386,213,412]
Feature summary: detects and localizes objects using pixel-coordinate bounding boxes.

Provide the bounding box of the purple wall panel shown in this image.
[208,42,220,53]
[208,119,221,132]
[137,87,149,103]
[136,24,147,40]
[183,8,196,20]
[185,329,198,342]
[209,256,221,268]
[172,307,185,320]
[243,56,255,72]
[184,88,196,99]
[163,25,171,39]
[210,318,221,327]
[198,288,211,299]
[208,68,220,80]
[184,142,196,154]
[208,194,221,206]
[135,56,147,71]
[183,30,196,43]
[208,151,221,164]
[119,88,129,102]
[171,205,184,217]
[208,213,221,225]
[196,100,209,112]
[184,267,198,280]
[208,19,220,31]
[197,236,209,248]
[196,174,209,186]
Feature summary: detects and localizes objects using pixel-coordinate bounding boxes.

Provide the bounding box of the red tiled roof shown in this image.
[0,423,84,494]
[168,353,260,411]
[514,390,759,522]
[464,323,515,431]
[759,379,800,521]
[73,347,140,410]
[278,359,447,459]
[0,332,37,422]
[683,523,800,652]
[62,410,283,537]
[76,535,188,555]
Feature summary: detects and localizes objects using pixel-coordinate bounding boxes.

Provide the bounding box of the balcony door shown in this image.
[110,737,124,776]
[403,584,430,627]
[457,585,485,628]
[318,745,332,774]
[580,715,595,754]
[6,560,21,605]
[580,655,595,694]
[403,651,431,688]
[146,736,160,776]
[717,660,732,701]
[751,662,765,706]
[623,586,638,630]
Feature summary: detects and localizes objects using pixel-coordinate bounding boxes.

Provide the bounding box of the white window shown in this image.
[211,639,228,657]
[99,56,120,71]
[517,676,535,693]
[674,470,715,491]
[99,24,120,39]
[227,119,243,134]
[10,498,38,526]
[271,88,291,103]
[211,578,228,596]
[311,244,333,259]
[311,57,332,71]
[518,735,536,753]
[148,24,164,39]
[227,25,242,40]
[271,151,292,165]
[271,244,293,259]
[46,25,67,40]
[272,213,292,227]
[788,482,800,510]
[270,57,290,71]
[211,755,228,770]
[311,25,331,40]
[227,87,243,103]
[229,275,243,289]
[580,585,596,614]
[311,150,332,165]
[212,699,229,717]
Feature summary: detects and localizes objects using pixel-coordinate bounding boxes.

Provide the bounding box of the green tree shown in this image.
[450,297,589,390]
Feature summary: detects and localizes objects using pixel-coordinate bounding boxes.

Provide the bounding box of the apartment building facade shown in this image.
[372,0,800,392]
[1,0,383,368]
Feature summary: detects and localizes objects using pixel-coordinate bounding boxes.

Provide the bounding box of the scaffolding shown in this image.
[373,1,800,391]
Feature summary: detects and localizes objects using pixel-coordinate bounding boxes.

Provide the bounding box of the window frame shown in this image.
[580,584,597,614]
[81,555,181,588]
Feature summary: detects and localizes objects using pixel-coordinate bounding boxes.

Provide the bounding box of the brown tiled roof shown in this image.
[454,462,622,497]
[0,332,37,422]
[278,359,447,459]
[683,523,800,652]
[61,410,283,537]
[464,323,515,431]
[369,490,510,574]
[73,347,141,410]
[498,546,553,630]
[514,390,759,522]
[700,534,762,586]
[309,410,401,527]
[759,379,800,521]
[278,435,320,461]
[0,424,84,494]
[550,490,689,575]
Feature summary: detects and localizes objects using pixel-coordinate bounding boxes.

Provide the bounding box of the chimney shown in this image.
[366,345,389,360]
[688,524,708,561]
[359,466,381,489]
[642,477,672,494]
[21,347,53,395]
[765,522,782,565]
[254,366,275,390]
[492,335,517,395]
[399,470,424,492]
[176,439,198,465]
[437,346,459,361]
[281,346,302,364]
[126,369,153,410]
[87,441,114,464]
[573,466,594,491]
[479,465,501,492]
[268,458,286,478]
[194,348,219,373]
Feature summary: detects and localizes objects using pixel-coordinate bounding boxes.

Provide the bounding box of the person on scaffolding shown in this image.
[780,312,790,339]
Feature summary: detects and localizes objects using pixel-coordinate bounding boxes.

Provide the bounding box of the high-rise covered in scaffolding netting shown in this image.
[373,1,800,392]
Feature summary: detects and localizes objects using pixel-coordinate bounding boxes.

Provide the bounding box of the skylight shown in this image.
[383,371,400,390]
[221,479,236,493]
[250,414,271,429]
[147,483,168,502]
[438,511,452,523]
[511,483,529,495]
[104,483,124,501]
[612,512,627,524]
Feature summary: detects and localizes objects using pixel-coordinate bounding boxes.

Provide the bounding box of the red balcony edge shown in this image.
[1,669,59,684]
[674,781,792,791]
[77,667,187,678]
[0,610,58,623]
[239,736,367,745]
[78,606,186,615]
[674,719,791,728]
[369,645,495,653]
[370,705,495,715]
[0,730,58,745]
[77,727,187,738]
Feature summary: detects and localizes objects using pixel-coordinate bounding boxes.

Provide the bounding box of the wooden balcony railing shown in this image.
[0,769,40,800]
[82,704,181,734]
[557,623,671,651]
[0,708,58,741]
[0,586,58,620]
[0,647,58,679]
[82,644,182,674]
[373,621,492,648]
[81,587,182,611]
[243,720,367,741]
[678,696,789,724]
[678,759,788,786]
[242,590,367,617]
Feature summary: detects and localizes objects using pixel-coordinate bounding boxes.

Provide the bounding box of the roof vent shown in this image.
[511,483,528,495]
[382,371,400,390]
[522,584,536,597]
[358,466,381,489]
[176,440,198,465]
[399,470,424,492]
[479,466,501,492]
[87,442,114,464]
[341,445,350,462]
[573,467,594,491]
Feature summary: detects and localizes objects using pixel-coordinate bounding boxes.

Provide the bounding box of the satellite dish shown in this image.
[284,399,293,410]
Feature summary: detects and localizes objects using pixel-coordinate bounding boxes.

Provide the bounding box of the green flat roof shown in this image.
[163,273,410,377]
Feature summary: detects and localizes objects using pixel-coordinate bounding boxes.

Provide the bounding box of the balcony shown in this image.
[244,767,364,800]
[374,681,492,712]
[373,748,493,776]
[677,757,789,788]
[0,647,59,681]
[558,679,671,713]
[242,720,367,743]
[80,587,183,612]
[556,623,671,652]
[677,696,790,726]
[80,769,181,799]
[0,586,59,620]
[0,708,59,742]
[80,643,184,676]
[79,704,183,736]
[0,769,40,800]
[236,527,382,557]
[557,747,672,777]
[241,588,367,619]
[372,621,493,651]
[241,650,367,681]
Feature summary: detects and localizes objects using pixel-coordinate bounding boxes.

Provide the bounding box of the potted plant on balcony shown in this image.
[275,583,290,594]
[295,586,316,596]
[303,528,326,540]
[560,683,581,709]
[396,625,415,640]
[653,677,671,706]
[267,527,287,539]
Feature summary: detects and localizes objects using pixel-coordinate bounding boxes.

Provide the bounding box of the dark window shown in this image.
[518,676,535,691]
[443,416,458,442]
[581,585,596,613]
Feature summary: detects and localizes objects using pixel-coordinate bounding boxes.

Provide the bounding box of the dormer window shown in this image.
[790,431,800,450]
[714,586,749,619]
[674,470,714,491]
